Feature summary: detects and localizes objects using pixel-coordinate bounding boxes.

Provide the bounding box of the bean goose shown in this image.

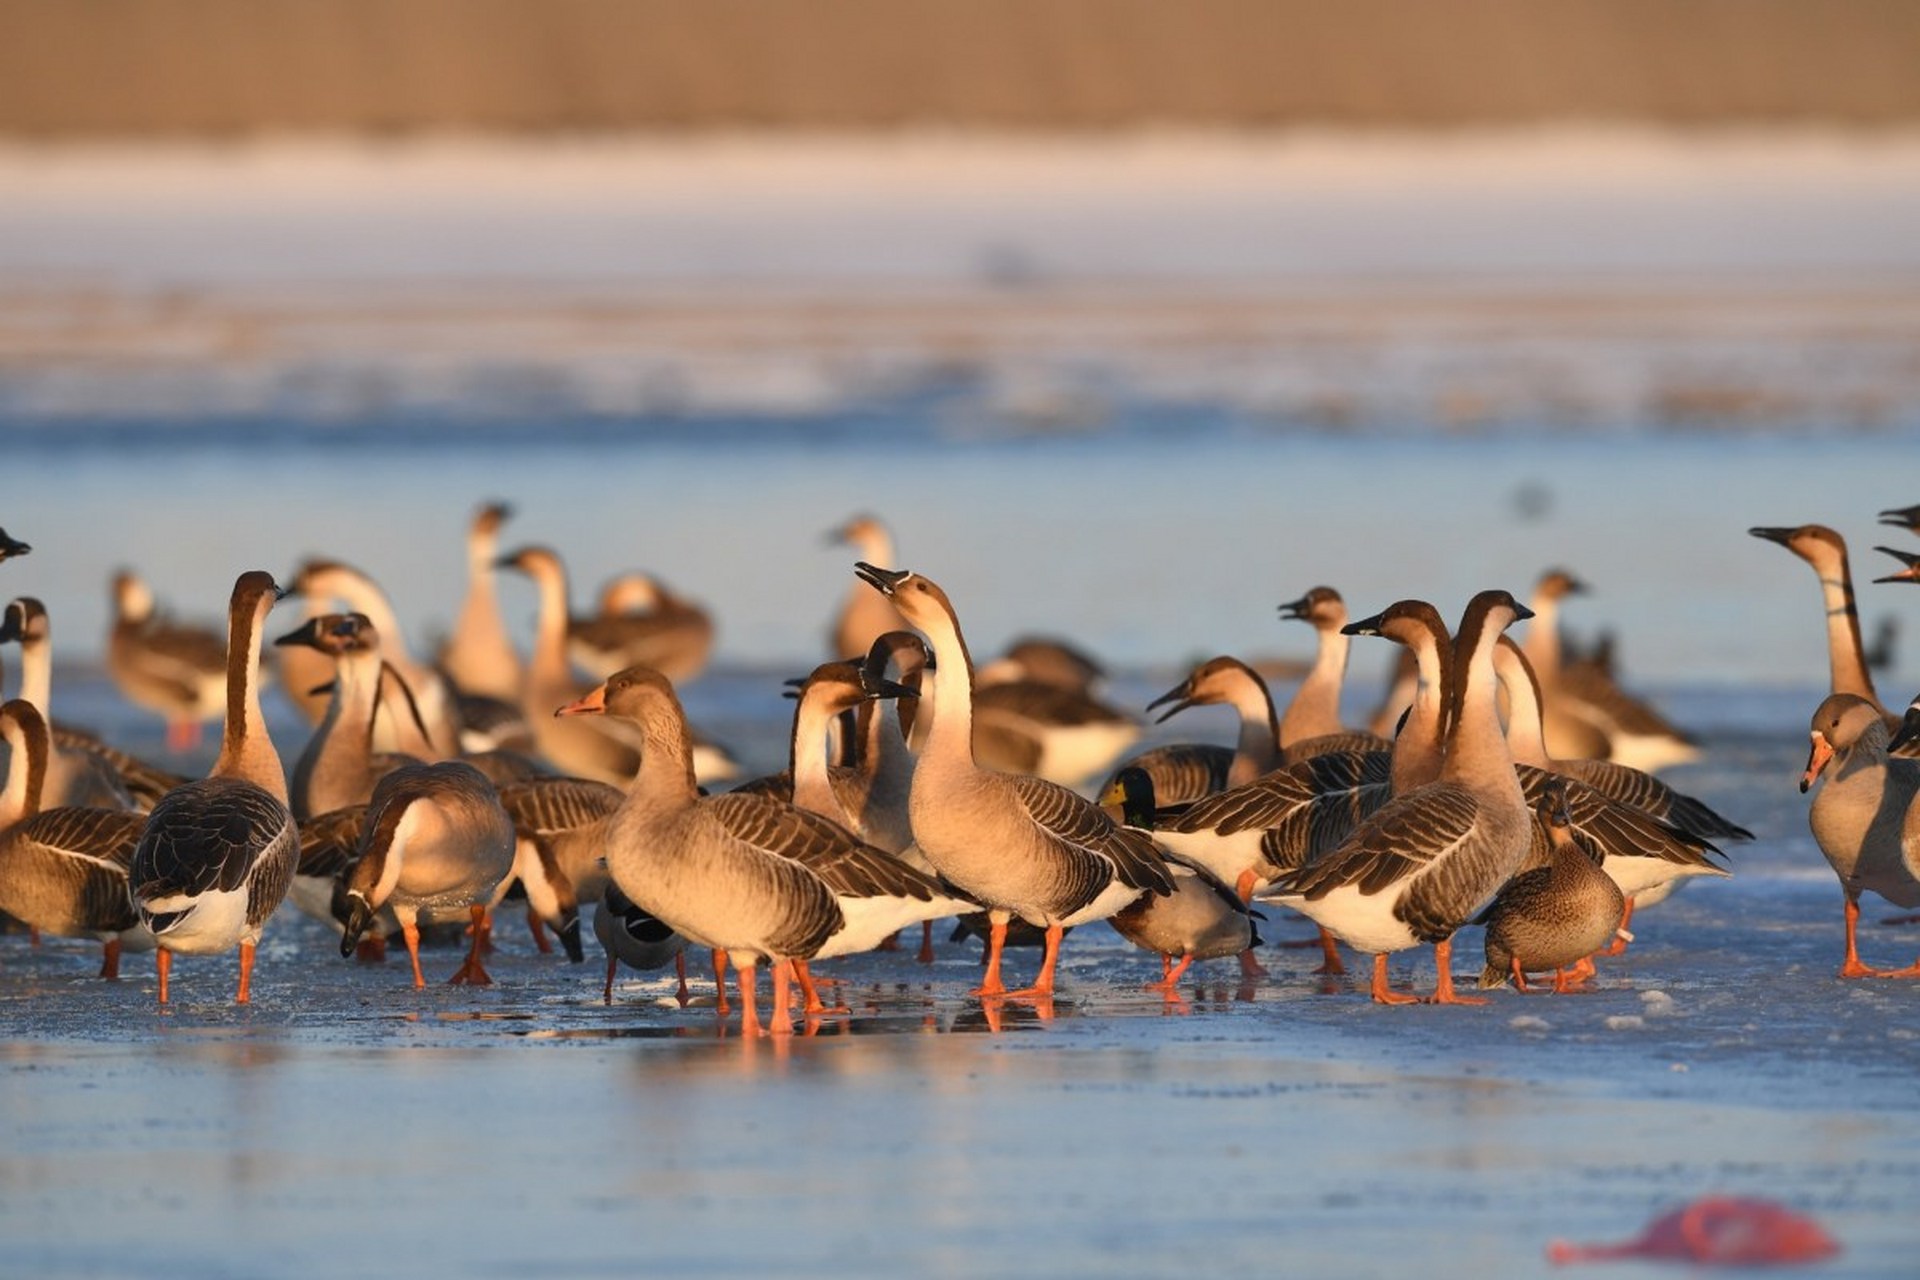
[1269,590,1536,1005]
[1800,693,1920,978]
[0,700,153,977]
[129,571,298,1005]
[337,761,518,988]
[852,562,1173,999]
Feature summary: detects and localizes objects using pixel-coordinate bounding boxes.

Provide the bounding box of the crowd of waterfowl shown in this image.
[1,501,1917,1034]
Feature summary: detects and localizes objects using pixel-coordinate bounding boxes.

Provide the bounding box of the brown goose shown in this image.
[1275,587,1392,763]
[1104,656,1285,808]
[1270,590,1536,1005]
[558,666,846,1036]
[129,571,299,1005]
[853,562,1173,999]
[568,571,715,685]
[337,761,518,988]
[275,612,424,820]
[1476,776,1625,992]
[438,500,523,705]
[106,569,228,754]
[827,514,909,660]
[1750,524,1918,757]
[1800,693,1920,978]
[0,597,138,810]
[0,700,153,976]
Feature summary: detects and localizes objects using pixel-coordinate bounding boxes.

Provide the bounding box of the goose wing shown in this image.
[704,792,951,904]
[1278,781,1480,900]
[1008,773,1174,897]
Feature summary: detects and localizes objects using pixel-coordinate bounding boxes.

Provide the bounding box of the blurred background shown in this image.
[2,0,1919,693]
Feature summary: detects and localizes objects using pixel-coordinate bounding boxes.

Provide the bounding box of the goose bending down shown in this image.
[827,514,909,660]
[1800,693,1920,978]
[568,571,715,684]
[1104,656,1285,808]
[129,571,299,1005]
[337,761,518,988]
[1269,590,1536,1005]
[0,700,153,976]
[438,500,523,705]
[1101,767,1262,993]
[499,545,737,785]
[1274,587,1391,763]
[1750,525,1919,757]
[0,597,139,809]
[593,878,691,1005]
[853,562,1173,999]
[275,612,425,820]
[1476,776,1626,992]
[556,667,847,1036]
[106,569,228,753]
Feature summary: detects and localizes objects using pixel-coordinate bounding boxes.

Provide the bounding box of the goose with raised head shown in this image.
[289,559,463,757]
[499,545,737,785]
[438,500,523,705]
[1750,525,1917,757]
[853,562,1173,999]
[106,569,228,754]
[1104,656,1284,808]
[129,571,298,1006]
[1476,775,1626,992]
[337,761,519,988]
[1799,692,1920,978]
[593,878,690,1005]
[827,514,908,660]
[1269,590,1536,1005]
[557,666,844,1036]
[0,700,153,977]
[1274,587,1391,763]
[568,571,715,685]
[1100,767,1262,994]
[274,612,424,821]
[0,597,138,810]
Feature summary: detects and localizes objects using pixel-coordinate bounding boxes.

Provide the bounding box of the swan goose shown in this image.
[1275,586,1392,763]
[0,597,139,810]
[438,500,524,705]
[106,569,228,754]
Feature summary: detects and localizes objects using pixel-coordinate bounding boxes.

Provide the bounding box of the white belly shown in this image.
[1269,884,1420,954]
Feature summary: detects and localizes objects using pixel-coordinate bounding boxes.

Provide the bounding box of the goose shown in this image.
[568,571,715,685]
[1799,692,1920,978]
[337,761,518,988]
[852,562,1173,998]
[289,559,464,757]
[499,545,737,785]
[1274,587,1391,763]
[437,500,523,705]
[1268,590,1536,1005]
[556,666,846,1036]
[106,569,228,753]
[0,597,139,810]
[1475,775,1625,992]
[0,700,153,977]
[1100,767,1262,993]
[0,528,29,563]
[274,612,424,820]
[1750,524,1918,757]
[129,571,299,1005]
[1103,656,1285,808]
[827,514,908,660]
[593,877,690,1005]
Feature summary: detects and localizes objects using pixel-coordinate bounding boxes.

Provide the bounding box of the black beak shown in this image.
[1512,603,1536,623]
[1874,546,1920,583]
[1749,526,1797,547]
[868,676,918,701]
[338,894,377,958]
[853,561,909,596]
[1879,504,1920,530]
[274,617,325,649]
[1144,680,1195,724]
[0,529,31,559]
[1342,611,1387,637]
[557,910,585,964]
[1277,594,1312,620]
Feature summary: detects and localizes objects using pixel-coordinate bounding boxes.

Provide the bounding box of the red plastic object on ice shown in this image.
[1548,1196,1841,1266]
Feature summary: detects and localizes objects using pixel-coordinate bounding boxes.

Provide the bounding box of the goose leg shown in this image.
[712,948,731,1014]
[1230,871,1270,977]
[156,947,172,1005]
[526,906,552,955]
[1422,938,1486,1005]
[1004,923,1065,998]
[769,959,795,1036]
[1313,927,1346,976]
[674,951,691,1006]
[733,955,763,1037]
[236,940,256,1004]
[403,922,427,988]
[1369,952,1418,1005]
[1840,895,1890,978]
[794,961,849,1016]
[447,905,493,985]
[917,920,936,964]
[1147,953,1195,994]
[602,953,619,1004]
[98,937,122,980]
[972,915,1011,997]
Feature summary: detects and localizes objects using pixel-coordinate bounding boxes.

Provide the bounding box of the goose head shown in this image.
[852,562,953,630]
[1803,692,1890,791]
[1530,569,1587,604]
[1277,586,1347,631]
[1145,655,1258,724]
[111,570,156,624]
[1344,599,1449,653]
[1750,523,1849,571]
[0,596,48,647]
[274,611,378,658]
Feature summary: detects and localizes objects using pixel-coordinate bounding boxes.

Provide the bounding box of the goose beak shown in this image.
[853,561,910,596]
[1889,709,1920,756]
[1512,602,1536,623]
[273,618,324,649]
[555,686,607,717]
[1343,611,1387,637]
[338,892,377,958]
[557,910,585,964]
[1145,681,1195,724]
[1873,546,1920,583]
[1277,595,1312,620]
[868,677,919,701]
[0,613,18,643]
[1801,731,1834,793]
[1749,526,1797,547]
[0,530,32,558]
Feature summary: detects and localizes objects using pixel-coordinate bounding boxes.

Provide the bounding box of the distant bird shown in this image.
[129,571,298,1005]
[0,596,141,810]
[437,500,524,705]
[337,761,518,988]
[106,569,228,754]
[568,571,715,685]
[1476,776,1625,992]
[826,514,908,660]
[969,638,1140,787]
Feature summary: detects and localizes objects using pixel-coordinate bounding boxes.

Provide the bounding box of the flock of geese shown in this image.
[1,502,1917,1035]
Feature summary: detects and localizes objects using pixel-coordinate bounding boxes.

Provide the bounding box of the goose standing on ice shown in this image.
[1800,693,1920,977]
[853,562,1173,999]
[129,571,298,1006]
[336,761,518,988]
[1270,590,1536,1005]
[106,569,228,754]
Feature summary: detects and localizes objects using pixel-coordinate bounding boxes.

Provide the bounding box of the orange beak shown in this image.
[1800,731,1834,793]
[555,685,607,718]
